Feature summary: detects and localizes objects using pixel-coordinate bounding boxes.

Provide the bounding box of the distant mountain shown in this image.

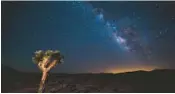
[1,64,19,74]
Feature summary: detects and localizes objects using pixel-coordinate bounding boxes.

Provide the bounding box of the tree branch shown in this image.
[42,57,51,68]
[46,60,58,72]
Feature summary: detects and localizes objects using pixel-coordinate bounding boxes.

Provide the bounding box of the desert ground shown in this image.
[2,65,175,93]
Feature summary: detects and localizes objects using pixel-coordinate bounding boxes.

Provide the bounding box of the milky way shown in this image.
[71,1,153,61]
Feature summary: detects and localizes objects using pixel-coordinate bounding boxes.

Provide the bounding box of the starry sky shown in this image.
[2,1,175,73]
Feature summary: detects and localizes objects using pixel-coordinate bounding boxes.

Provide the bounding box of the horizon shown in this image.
[2,63,173,74]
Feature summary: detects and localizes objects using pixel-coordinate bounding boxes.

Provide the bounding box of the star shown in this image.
[159,31,162,35]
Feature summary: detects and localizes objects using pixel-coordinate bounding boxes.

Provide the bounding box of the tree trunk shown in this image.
[38,71,48,93]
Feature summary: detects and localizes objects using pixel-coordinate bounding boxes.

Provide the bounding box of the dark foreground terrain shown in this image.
[2,65,175,93]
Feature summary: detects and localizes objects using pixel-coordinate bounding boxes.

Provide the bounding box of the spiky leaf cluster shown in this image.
[32,50,64,64]
[32,50,44,64]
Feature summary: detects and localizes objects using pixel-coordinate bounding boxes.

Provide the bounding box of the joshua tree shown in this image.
[32,50,64,93]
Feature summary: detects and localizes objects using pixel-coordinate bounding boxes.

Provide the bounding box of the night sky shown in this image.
[2,1,175,73]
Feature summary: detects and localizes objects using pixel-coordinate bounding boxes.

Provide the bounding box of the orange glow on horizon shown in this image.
[105,65,161,74]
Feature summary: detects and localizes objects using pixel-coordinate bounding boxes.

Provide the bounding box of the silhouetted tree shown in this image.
[32,50,64,93]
